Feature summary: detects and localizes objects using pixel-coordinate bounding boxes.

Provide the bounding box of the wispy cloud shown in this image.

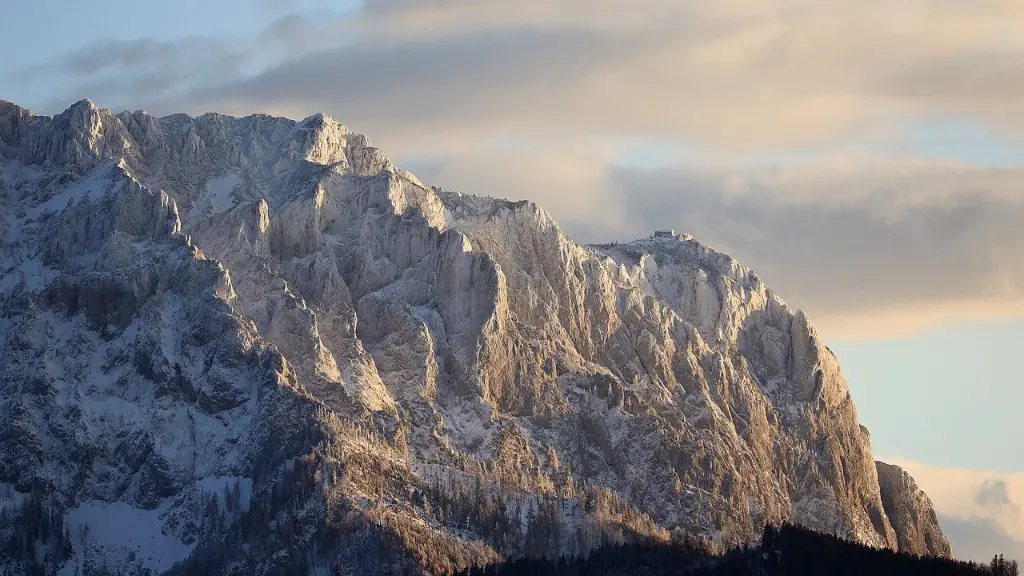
[146,0,1024,152]
[16,9,343,114]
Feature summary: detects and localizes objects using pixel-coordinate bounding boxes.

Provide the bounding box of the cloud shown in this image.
[605,163,1024,339]
[939,514,1024,564]
[425,144,631,242]
[24,0,1024,150]
[145,0,1024,154]
[17,0,1024,337]
[977,479,1020,518]
[18,36,250,113]
[17,10,344,114]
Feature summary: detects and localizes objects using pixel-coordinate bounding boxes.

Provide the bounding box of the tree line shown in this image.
[458,522,1020,576]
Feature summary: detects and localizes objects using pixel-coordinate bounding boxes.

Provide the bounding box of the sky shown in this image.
[2,0,1023,564]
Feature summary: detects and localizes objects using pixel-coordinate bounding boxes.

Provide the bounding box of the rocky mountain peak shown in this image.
[0,100,37,149]
[0,99,951,574]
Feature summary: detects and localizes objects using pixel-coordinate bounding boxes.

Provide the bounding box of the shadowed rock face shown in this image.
[876,461,953,558]
[0,98,949,573]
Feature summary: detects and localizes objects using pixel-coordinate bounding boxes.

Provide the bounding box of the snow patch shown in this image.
[0,483,27,514]
[62,500,193,575]
[28,162,119,218]
[0,257,56,292]
[188,173,241,220]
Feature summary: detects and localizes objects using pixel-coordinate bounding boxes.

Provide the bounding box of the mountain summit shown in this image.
[0,100,949,574]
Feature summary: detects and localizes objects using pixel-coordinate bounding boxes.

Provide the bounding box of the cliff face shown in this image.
[876,461,952,558]
[0,99,950,574]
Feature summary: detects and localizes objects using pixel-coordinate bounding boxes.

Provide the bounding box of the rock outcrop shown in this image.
[0,99,950,574]
[876,461,952,558]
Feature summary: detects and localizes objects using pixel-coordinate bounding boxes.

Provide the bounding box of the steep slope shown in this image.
[0,99,950,574]
[876,461,952,558]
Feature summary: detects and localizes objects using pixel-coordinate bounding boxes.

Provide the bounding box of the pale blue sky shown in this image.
[835,317,1024,473]
[2,3,1023,555]
[0,0,357,113]
[613,120,1024,169]
[1,0,279,86]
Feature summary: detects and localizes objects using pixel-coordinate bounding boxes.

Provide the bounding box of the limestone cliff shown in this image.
[876,461,952,558]
[0,99,950,574]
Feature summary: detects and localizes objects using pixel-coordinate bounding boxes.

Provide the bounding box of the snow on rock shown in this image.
[186,172,242,221]
[0,98,950,573]
[0,483,27,514]
[62,500,193,575]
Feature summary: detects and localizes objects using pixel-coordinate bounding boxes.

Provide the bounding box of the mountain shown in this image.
[0,99,950,575]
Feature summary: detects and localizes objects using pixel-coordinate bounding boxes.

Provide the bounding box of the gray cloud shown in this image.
[882,50,1024,108]
[20,36,248,114]
[18,9,346,115]
[62,38,176,75]
[977,479,1022,517]
[603,165,1024,337]
[150,0,1024,149]
[175,25,635,136]
[256,11,345,56]
[940,514,1024,564]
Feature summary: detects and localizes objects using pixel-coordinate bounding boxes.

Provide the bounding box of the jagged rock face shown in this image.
[0,99,949,574]
[876,461,952,558]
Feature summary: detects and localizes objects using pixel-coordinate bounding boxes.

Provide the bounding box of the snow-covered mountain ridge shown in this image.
[0,99,949,574]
